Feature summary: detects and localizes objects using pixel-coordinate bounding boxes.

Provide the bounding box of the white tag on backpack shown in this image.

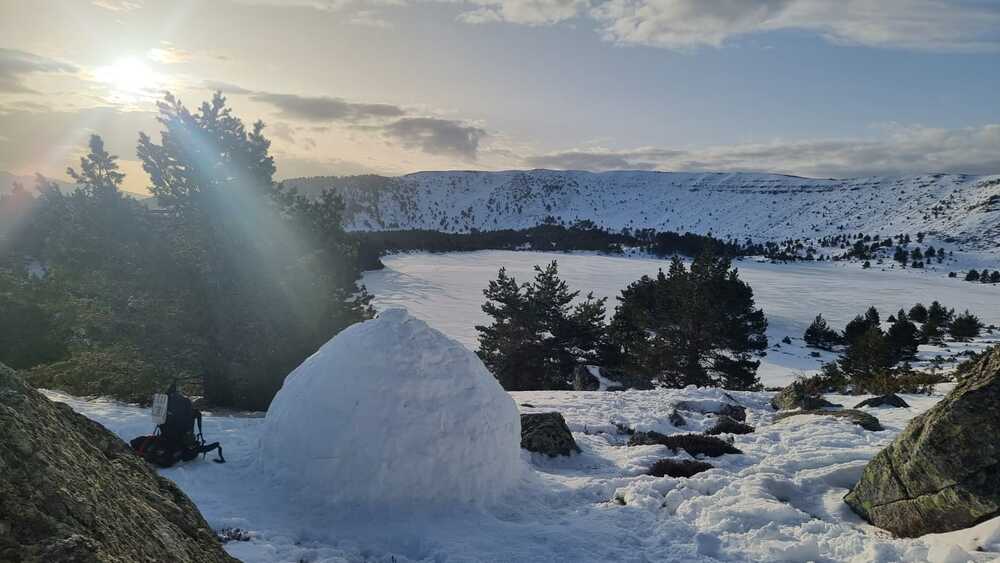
[151,393,169,425]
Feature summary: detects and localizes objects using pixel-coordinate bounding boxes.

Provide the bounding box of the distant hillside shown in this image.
[284,170,1000,253]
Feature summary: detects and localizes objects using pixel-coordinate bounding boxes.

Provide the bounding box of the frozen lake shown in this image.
[364,251,1000,386]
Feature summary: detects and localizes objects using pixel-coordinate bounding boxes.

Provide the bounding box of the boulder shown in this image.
[774,409,883,431]
[674,399,747,422]
[520,412,580,457]
[845,346,1000,537]
[628,432,742,457]
[771,381,841,411]
[854,394,910,409]
[648,459,714,478]
[705,416,755,436]
[668,409,687,427]
[0,363,236,563]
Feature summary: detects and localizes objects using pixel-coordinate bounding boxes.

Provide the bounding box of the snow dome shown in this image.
[258,308,522,507]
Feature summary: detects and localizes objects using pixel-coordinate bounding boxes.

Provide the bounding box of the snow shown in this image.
[364,250,1000,387]
[257,308,523,508]
[44,382,1000,562]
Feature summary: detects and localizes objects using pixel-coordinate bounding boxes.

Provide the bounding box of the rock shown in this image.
[669,409,687,427]
[674,399,747,422]
[0,363,236,563]
[572,365,601,391]
[771,381,841,410]
[521,412,581,457]
[572,365,653,391]
[628,432,743,457]
[705,416,755,436]
[648,459,714,478]
[854,394,910,409]
[774,409,883,431]
[844,346,1000,537]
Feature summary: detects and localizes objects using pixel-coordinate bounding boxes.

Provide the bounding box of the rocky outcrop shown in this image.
[854,394,910,409]
[705,416,755,436]
[520,412,580,457]
[774,409,883,431]
[0,363,236,563]
[571,365,653,391]
[648,459,714,478]
[668,410,687,427]
[674,399,747,422]
[628,432,742,457]
[771,381,841,411]
[845,346,1000,537]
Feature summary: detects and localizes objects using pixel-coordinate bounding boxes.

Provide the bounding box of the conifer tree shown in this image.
[908,303,928,323]
[607,252,767,390]
[949,311,983,341]
[804,314,841,350]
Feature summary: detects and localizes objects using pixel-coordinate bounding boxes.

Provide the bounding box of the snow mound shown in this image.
[257,308,522,508]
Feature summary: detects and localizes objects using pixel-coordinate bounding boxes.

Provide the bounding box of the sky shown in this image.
[1,0,999,193]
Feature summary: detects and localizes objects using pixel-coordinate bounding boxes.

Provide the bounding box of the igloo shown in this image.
[258,308,523,507]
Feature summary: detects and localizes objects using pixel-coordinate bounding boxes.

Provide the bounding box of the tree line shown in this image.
[803,301,986,393]
[475,252,768,392]
[0,93,373,409]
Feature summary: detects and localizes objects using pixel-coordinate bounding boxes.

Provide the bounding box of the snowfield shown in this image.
[46,384,1000,562]
[363,251,1000,387]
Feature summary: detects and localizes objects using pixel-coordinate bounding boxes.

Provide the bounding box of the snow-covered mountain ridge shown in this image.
[284,170,1000,250]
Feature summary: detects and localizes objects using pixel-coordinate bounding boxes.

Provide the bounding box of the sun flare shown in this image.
[94,56,162,101]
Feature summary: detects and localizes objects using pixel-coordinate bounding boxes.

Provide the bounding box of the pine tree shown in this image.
[607,251,767,390]
[886,316,919,363]
[908,303,928,323]
[864,306,880,328]
[476,267,539,391]
[949,311,983,341]
[804,314,841,350]
[839,326,890,383]
[965,270,980,281]
[476,261,607,390]
[843,315,871,344]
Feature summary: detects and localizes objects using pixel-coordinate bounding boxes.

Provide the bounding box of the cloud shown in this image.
[92,0,143,11]
[0,49,77,93]
[201,80,253,95]
[458,0,589,25]
[147,46,192,64]
[520,124,1000,177]
[453,0,1000,52]
[251,92,405,122]
[381,117,487,160]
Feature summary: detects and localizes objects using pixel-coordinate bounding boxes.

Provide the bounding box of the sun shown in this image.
[95,57,163,101]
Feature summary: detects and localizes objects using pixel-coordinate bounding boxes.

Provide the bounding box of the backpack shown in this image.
[130,388,225,468]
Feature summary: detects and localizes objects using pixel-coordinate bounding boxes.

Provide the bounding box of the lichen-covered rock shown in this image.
[705,416,755,436]
[648,459,714,478]
[520,412,580,457]
[770,381,841,410]
[844,346,1000,537]
[0,363,236,563]
[628,432,742,457]
[854,394,910,409]
[774,409,883,431]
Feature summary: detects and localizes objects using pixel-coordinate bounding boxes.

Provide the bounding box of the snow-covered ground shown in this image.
[46,384,1000,562]
[363,251,1000,387]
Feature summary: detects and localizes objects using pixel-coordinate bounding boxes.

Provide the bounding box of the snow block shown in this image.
[258,308,522,507]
